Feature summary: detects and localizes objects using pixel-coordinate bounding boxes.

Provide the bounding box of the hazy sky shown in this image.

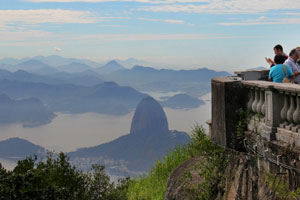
[1,0,300,71]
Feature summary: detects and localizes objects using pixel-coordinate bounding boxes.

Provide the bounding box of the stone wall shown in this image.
[211,76,247,149]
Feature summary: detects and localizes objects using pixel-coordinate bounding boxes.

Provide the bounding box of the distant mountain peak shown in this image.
[130,96,169,134]
[107,60,118,65]
[96,60,125,74]
[99,81,119,87]
[103,60,124,68]
[20,59,46,65]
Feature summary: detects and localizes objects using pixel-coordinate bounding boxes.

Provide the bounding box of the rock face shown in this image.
[130,96,169,134]
[165,151,279,200]
[165,157,204,200]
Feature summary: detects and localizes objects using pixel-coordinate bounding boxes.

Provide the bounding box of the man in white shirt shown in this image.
[284,49,300,83]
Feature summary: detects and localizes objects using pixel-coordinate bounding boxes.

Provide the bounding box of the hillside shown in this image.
[0,94,55,127]
[0,138,46,160]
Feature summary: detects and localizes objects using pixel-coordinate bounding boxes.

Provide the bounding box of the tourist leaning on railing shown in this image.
[268,54,294,83]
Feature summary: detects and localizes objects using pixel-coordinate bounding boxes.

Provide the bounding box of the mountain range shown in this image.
[0,68,104,86]
[102,65,231,97]
[0,80,147,115]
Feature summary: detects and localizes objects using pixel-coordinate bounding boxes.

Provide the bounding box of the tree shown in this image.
[0,153,130,200]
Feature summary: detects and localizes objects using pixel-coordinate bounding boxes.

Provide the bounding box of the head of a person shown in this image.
[274,54,286,64]
[274,44,283,55]
[289,48,299,61]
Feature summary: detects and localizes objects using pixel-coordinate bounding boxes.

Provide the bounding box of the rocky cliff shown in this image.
[165,134,300,200]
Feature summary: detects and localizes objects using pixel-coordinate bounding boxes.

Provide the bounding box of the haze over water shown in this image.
[0,92,211,152]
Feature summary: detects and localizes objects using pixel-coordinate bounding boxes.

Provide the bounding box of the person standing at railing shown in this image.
[268,54,294,83]
[284,49,300,84]
[265,44,288,67]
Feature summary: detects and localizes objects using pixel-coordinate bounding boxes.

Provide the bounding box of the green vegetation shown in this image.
[127,126,228,200]
[0,152,130,200]
[235,108,252,149]
[264,172,300,200]
[0,126,228,200]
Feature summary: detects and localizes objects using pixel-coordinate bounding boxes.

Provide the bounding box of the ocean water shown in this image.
[0,92,211,168]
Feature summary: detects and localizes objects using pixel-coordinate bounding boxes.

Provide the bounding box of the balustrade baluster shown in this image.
[247,89,254,111]
[280,94,289,127]
[261,90,266,116]
[252,89,259,113]
[292,95,300,132]
[256,90,263,115]
[287,95,296,129]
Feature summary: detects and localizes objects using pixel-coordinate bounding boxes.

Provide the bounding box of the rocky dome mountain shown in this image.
[130,96,169,134]
[69,96,190,176]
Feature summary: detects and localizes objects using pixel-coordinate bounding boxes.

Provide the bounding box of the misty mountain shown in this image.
[31,55,104,68]
[0,60,59,75]
[57,62,94,73]
[247,66,268,70]
[0,55,103,68]
[69,96,190,175]
[15,60,60,75]
[0,80,147,115]
[0,94,56,127]
[103,66,231,97]
[160,93,205,109]
[0,69,104,87]
[96,60,125,74]
[115,58,155,68]
[0,138,46,160]
[0,57,29,65]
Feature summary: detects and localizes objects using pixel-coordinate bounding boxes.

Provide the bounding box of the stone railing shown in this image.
[242,81,300,146]
[234,69,269,81]
[210,77,300,189]
[210,76,300,148]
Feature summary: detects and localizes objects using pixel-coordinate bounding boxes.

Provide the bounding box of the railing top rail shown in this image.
[241,80,274,89]
[242,80,300,93]
[234,69,270,75]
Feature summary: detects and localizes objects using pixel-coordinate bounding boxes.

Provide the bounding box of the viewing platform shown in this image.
[209,69,300,188]
[210,69,300,149]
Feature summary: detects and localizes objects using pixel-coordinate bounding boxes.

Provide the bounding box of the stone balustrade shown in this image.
[242,81,300,146]
[210,76,300,149]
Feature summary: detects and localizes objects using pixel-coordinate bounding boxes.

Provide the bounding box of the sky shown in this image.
[1,0,300,71]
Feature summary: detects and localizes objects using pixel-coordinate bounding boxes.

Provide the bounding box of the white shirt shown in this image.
[284,57,300,83]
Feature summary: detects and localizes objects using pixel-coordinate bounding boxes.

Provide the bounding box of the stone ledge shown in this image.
[276,128,300,147]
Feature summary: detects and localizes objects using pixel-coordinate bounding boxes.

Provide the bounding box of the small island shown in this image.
[160,93,205,109]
